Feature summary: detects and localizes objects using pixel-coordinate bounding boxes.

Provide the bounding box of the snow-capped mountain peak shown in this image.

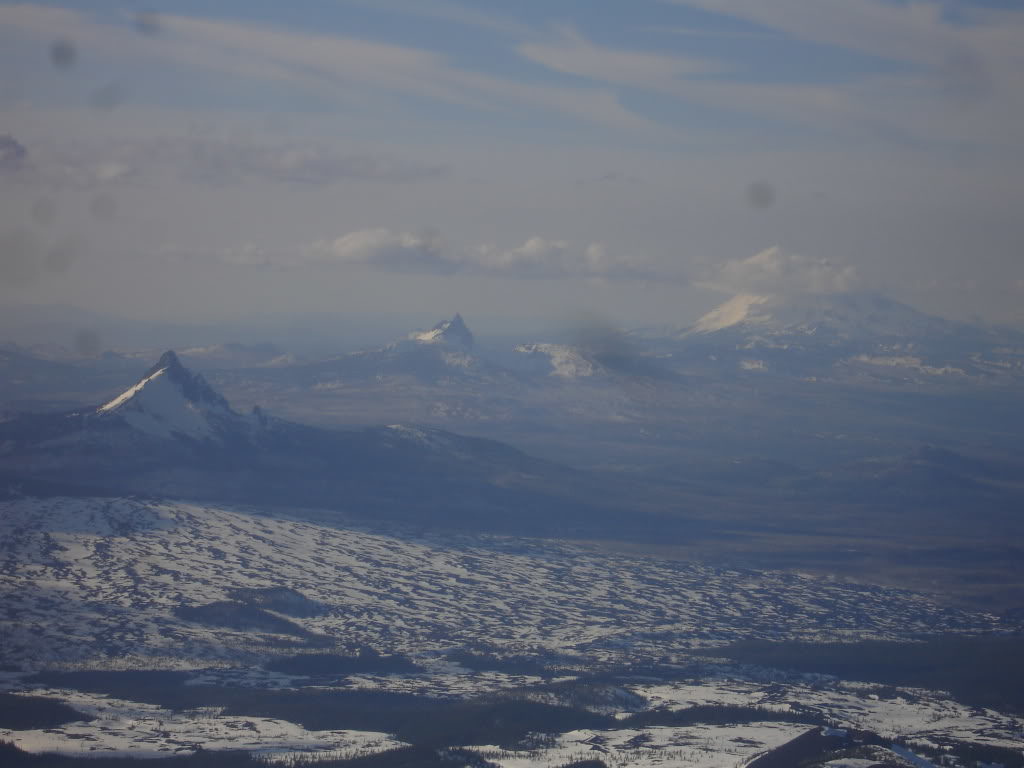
[96,350,240,440]
[691,294,772,333]
[688,292,953,341]
[409,313,474,347]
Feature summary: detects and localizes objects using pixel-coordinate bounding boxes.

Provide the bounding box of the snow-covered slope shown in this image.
[96,350,245,440]
[513,343,596,378]
[687,292,954,341]
[652,291,1024,383]
[0,496,1008,668]
[691,294,773,334]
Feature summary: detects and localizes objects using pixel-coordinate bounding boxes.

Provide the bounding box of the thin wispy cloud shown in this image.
[519,26,723,88]
[0,5,658,137]
[662,0,960,68]
[187,229,663,282]
[661,0,1024,143]
[336,0,531,38]
[1,136,444,188]
[705,246,860,297]
[5,2,1018,146]
[312,229,452,274]
[2,0,1023,325]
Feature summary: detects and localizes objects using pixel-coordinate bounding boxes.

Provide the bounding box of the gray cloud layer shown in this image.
[0,135,28,174]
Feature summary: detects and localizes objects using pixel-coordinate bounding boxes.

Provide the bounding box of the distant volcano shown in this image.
[408,313,474,348]
[687,292,956,341]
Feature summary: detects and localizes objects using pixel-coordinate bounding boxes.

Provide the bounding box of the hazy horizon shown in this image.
[3,0,1024,334]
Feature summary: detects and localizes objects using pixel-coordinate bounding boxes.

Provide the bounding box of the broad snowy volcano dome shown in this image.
[688,292,955,341]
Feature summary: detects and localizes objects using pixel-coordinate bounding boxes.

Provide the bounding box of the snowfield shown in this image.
[1,496,1022,763]
[0,496,1008,668]
[467,722,810,768]
[628,672,1024,751]
[0,688,405,760]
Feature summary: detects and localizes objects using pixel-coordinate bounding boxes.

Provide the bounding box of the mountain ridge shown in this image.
[0,350,629,535]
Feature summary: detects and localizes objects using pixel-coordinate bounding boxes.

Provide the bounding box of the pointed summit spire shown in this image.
[435,313,473,346]
[146,350,184,378]
[409,313,474,347]
[100,350,230,415]
[95,350,240,439]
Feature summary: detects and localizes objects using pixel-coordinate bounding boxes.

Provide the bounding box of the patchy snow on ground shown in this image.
[468,722,810,768]
[514,343,595,378]
[627,672,1024,751]
[2,496,1021,764]
[0,496,1007,669]
[0,688,406,759]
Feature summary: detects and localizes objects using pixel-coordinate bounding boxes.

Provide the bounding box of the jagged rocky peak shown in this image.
[409,313,474,347]
[135,350,230,408]
[96,350,239,440]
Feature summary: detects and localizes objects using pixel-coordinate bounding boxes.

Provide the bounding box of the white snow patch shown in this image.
[468,722,810,768]
[98,368,168,413]
[850,355,965,376]
[97,367,233,440]
[515,344,594,378]
[0,688,405,759]
[0,497,1009,677]
[692,294,770,333]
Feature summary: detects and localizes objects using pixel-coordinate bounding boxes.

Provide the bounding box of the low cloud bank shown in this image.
[708,246,860,296]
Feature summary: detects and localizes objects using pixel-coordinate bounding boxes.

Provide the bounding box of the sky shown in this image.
[1,0,1024,336]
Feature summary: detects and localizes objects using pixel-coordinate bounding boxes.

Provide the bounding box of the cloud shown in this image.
[0,135,28,173]
[473,237,571,277]
[519,27,720,89]
[312,229,452,274]
[0,5,659,138]
[3,1,1022,149]
[214,244,277,268]
[172,140,447,185]
[471,237,660,280]
[514,3,1024,147]
[576,171,642,186]
[19,137,445,189]
[662,0,955,68]
[710,246,859,295]
[191,229,661,281]
[660,0,1024,140]
[0,227,82,285]
[337,0,530,38]
[0,228,42,284]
